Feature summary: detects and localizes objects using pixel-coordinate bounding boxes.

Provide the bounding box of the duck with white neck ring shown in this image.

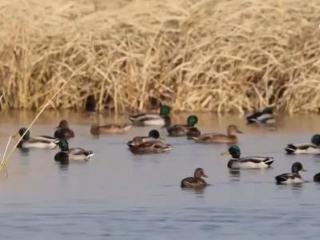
[55,139,94,163]
[275,162,306,184]
[225,145,274,169]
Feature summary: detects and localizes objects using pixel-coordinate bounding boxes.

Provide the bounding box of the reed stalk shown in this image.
[0,0,320,114]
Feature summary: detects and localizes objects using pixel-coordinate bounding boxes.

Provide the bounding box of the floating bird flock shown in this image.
[13,106,320,188]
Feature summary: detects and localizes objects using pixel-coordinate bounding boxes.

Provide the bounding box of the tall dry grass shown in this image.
[0,0,320,114]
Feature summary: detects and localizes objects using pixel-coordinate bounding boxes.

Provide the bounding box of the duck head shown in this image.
[194,168,208,179]
[58,139,69,151]
[227,125,243,135]
[160,105,170,116]
[228,145,241,158]
[18,128,30,141]
[291,162,306,173]
[187,115,198,127]
[311,134,320,146]
[148,129,160,139]
[57,120,69,128]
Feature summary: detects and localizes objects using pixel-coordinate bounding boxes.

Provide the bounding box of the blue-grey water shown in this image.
[0,111,320,240]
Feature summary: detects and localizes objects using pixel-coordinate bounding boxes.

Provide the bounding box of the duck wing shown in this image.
[167,124,189,136]
[69,148,93,156]
[181,177,207,188]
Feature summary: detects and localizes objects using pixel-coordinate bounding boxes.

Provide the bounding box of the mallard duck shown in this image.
[285,134,320,154]
[181,168,208,188]
[90,123,131,135]
[17,128,59,149]
[55,139,94,163]
[129,105,171,126]
[167,115,200,137]
[246,107,275,125]
[54,120,75,139]
[275,162,305,184]
[193,125,242,144]
[128,140,171,154]
[127,129,162,147]
[225,145,274,169]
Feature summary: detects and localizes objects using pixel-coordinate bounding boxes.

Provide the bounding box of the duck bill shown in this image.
[202,173,208,178]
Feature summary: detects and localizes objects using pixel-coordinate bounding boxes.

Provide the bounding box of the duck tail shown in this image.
[285,144,296,154]
[275,175,286,184]
[263,158,274,166]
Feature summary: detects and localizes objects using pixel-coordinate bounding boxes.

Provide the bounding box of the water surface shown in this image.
[0,111,320,240]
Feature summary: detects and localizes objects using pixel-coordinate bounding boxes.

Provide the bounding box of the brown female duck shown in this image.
[193,125,242,144]
[90,123,131,135]
[54,120,75,140]
[181,168,208,188]
[129,140,171,154]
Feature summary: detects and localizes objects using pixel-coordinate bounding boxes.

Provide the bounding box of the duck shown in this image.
[127,129,162,147]
[54,120,75,139]
[129,105,171,126]
[90,123,131,135]
[55,139,94,163]
[167,115,200,137]
[275,162,305,184]
[193,125,242,144]
[186,127,201,139]
[17,128,59,149]
[128,140,171,154]
[285,134,320,154]
[225,145,274,169]
[246,107,275,125]
[181,168,208,188]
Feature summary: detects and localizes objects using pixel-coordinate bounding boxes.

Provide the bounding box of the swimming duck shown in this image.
[129,105,171,126]
[246,107,275,125]
[225,145,274,169]
[167,115,200,137]
[90,123,131,135]
[17,128,59,149]
[127,129,162,147]
[54,120,75,139]
[128,140,171,154]
[193,125,242,144]
[275,162,305,184]
[55,139,94,162]
[181,168,208,188]
[285,134,320,154]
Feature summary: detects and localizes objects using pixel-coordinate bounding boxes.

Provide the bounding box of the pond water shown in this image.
[0,111,320,240]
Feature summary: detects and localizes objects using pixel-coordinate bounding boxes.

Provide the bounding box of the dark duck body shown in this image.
[181,168,208,189]
[54,120,75,140]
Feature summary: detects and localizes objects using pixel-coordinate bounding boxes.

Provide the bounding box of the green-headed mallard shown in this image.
[127,129,162,147]
[275,162,305,184]
[181,168,208,188]
[17,128,59,149]
[193,125,242,144]
[129,105,171,126]
[246,107,275,125]
[225,145,274,169]
[55,139,94,163]
[128,140,171,154]
[54,120,75,140]
[285,134,320,154]
[167,115,200,137]
[90,123,131,135]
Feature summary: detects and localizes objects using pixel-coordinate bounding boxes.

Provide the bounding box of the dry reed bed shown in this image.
[0,0,320,113]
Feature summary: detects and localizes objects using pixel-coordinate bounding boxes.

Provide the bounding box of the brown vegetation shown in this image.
[0,0,320,114]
